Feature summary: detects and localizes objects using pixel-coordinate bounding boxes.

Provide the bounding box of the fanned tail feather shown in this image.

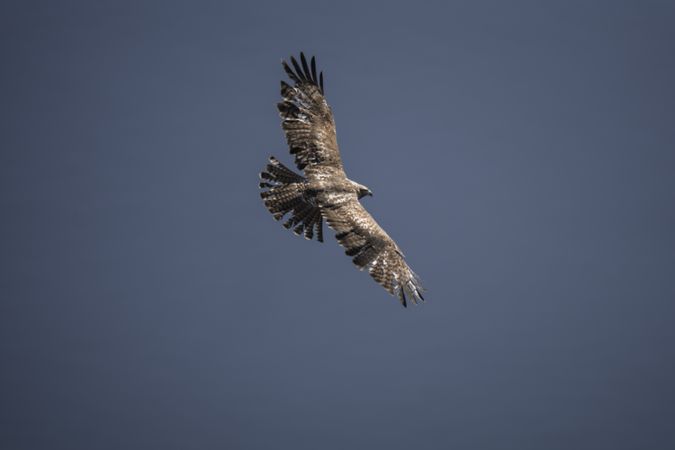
[259,156,324,242]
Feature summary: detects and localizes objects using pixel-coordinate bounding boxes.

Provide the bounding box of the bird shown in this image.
[259,52,425,307]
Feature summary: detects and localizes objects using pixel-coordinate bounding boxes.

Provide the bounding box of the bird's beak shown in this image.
[368,190,373,197]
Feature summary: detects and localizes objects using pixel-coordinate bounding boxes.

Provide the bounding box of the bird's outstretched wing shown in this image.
[321,194,425,307]
[277,53,345,180]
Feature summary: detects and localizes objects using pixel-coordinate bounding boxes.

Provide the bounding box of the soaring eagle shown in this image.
[259,53,425,307]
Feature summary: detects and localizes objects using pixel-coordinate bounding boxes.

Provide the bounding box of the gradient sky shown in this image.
[2,1,675,449]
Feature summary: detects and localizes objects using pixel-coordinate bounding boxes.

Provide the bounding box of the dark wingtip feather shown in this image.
[310,56,317,84]
[282,60,300,83]
[290,56,305,81]
[283,54,324,94]
[300,52,311,81]
[400,289,407,307]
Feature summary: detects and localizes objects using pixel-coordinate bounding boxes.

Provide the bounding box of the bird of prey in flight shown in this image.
[259,53,424,307]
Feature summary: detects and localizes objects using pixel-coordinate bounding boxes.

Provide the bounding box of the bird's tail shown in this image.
[259,156,324,242]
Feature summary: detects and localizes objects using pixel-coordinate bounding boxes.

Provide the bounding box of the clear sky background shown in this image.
[2,1,675,449]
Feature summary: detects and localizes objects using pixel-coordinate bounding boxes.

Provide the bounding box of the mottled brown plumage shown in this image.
[259,53,424,307]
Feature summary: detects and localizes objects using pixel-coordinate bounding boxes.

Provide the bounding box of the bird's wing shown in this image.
[321,193,425,307]
[277,53,346,180]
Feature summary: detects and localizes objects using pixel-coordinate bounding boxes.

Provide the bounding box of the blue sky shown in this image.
[2,1,675,449]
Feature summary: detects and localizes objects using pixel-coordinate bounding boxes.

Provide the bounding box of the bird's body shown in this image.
[259,53,424,307]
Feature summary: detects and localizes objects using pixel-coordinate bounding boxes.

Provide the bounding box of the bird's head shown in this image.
[359,187,373,199]
[351,181,373,199]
